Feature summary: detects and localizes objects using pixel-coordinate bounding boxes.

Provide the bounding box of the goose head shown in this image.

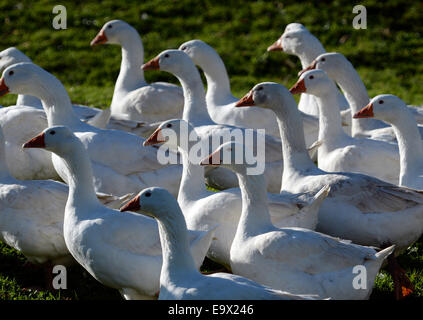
[268,26,308,53]
[119,187,177,219]
[0,47,31,73]
[290,69,334,97]
[299,52,347,78]
[0,62,50,98]
[22,125,78,155]
[178,39,215,66]
[91,19,135,46]
[142,49,195,77]
[354,94,407,124]
[144,119,198,149]
[268,23,323,56]
[235,82,290,111]
[199,141,254,175]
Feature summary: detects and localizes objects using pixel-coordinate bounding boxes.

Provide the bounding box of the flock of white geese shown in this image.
[0,19,422,300]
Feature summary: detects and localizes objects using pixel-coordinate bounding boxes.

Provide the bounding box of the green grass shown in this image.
[0,0,422,300]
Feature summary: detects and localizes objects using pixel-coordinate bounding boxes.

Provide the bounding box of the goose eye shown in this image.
[256,87,263,91]
[181,46,187,51]
[145,192,151,197]
[164,54,169,58]
[166,123,172,128]
[321,58,326,62]
[379,100,384,104]
[8,70,14,76]
[50,130,56,135]
[309,75,314,79]
[108,25,112,29]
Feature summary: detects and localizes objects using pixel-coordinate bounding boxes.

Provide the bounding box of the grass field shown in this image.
[0,0,422,300]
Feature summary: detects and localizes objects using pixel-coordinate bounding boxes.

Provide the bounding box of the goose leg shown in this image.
[386,254,414,300]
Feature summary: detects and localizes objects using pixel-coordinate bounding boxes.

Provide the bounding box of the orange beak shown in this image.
[0,78,10,97]
[289,78,307,95]
[90,30,108,46]
[353,103,374,118]
[22,132,45,149]
[199,149,221,166]
[142,56,160,71]
[119,194,141,212]
[235,90,255,107]
[267,38,283,52]
[298,60,317,77]
[143,128,166,146]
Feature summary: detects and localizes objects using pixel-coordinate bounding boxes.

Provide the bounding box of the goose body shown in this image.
[121,187,315,300]
[143,49,287,193]
[144,119,328,268]
[202,141,394,299]
[0,171,71,265]
[91,20,184,123]
[354,95,423,190]
[236,82,423,254]
[291,69,400,184]
[24,126,213,299]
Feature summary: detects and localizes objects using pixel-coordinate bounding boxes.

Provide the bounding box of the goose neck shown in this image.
[35,77,81,128]
[333,62,385,135]
[272,93,316,174]
[198,50,233,106]
[176,66,213,126]
[177,143,208,204]
[111,30,147,111]
[157,208,199,284]
[297,35,326,68]
[16,94,42,108]
[298,47,325,69]
[234,172,272,239]
[390,111,423,185]
[314,86,348,142]
[61,142,100,213]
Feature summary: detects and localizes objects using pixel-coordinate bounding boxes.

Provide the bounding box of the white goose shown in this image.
[0,62,182,197]
[120,187,315,300]
[354,95,423,190]
[0,124,132,266]
[290,69,400,185]
[267,23,349,117]
[302,52,423,142]
[144,119,329,268]
[142,49,284,193]
[91,20,184,123]
[236,82,423,299]
[0,47,110,127]
[23,125,214,300]
[178,39,320,148]
[200,141,395,299]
